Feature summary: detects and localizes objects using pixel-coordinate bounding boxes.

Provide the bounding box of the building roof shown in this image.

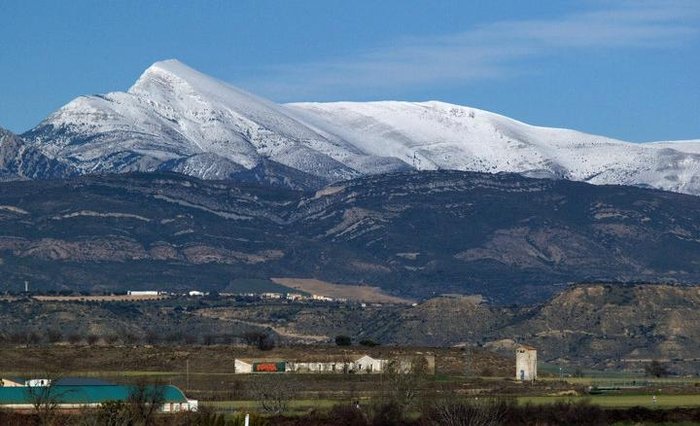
[54,378,113,386]
[0,385,187,405]
[236,354,379,364]
[516,344,537,351]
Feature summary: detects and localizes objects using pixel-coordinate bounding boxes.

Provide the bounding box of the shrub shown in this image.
[328,403,369,426]
[335,335,352,346]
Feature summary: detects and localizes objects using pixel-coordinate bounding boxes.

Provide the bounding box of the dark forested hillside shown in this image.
[0,170,698,303]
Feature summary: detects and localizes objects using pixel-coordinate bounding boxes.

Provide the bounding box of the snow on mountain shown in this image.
[19,59,700,195]
[286,101,700,194]
[0,128,74,180]
[650,140,700,155]
[23,60,399,184]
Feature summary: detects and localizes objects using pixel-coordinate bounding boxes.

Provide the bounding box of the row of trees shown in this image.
[0,329,278,348]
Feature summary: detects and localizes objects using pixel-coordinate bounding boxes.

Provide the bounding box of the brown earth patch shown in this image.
[270,278,413,304]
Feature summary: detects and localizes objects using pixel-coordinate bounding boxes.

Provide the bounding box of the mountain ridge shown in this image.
[9,59,699,195]
[0,170,698,303]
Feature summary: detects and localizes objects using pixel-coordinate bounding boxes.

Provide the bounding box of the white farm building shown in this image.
[234,354,387,374]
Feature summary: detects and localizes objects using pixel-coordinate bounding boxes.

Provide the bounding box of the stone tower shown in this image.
[515,345,537,381]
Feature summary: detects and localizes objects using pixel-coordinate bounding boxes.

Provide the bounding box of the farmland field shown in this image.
[518,394,700,408]
[270,277,414,304]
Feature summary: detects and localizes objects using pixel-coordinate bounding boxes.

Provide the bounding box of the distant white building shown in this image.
[310,294,333,302]
[352,355,385,373]
[234,354,387,374]
[26,378,52,387]
[0,378,25,387]
[188,290,205,296]
[127,290,159,296]
[285,293,304,301]
[261,292,282,299]
[515,345,537,381]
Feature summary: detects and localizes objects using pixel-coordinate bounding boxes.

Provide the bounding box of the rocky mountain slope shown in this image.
[0,171,698,303]
[0,128,74,181]
[14,59,700,195]
[191,283,700,372]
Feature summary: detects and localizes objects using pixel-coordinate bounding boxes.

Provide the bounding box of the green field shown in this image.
[518,394,700,408]
[202,394,700,414]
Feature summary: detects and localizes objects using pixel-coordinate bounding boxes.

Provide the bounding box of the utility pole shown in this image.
[186,359,190,391]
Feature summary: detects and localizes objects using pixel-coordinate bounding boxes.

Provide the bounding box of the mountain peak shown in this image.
[128,59,267,107]
[142,59,198,78]
[129,59,209,94]
[18,60,700,196]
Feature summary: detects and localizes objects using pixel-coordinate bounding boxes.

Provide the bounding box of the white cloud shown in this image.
[247,0,699,100]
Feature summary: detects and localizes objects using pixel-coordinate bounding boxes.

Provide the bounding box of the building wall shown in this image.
[162,400,198,412]
[287,361,349,373]
[234,359,253,374]
[236,356,388,374]
[515,348,537,381]
[354,356,385,373]
[0,402,196,412]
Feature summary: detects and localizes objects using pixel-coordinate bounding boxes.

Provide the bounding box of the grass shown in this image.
[538,376,700,386]
[518,394,700,408]
[203,399,339,415]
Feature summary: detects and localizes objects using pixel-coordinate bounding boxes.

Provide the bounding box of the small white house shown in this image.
[127,290,159,296]
[0,378,25,387]
[353,355,386,373]
[188,290,205,297]
[26,379,52,387]
[515,345,537,381]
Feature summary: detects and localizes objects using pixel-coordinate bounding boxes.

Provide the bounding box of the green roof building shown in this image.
[0,384,197,412]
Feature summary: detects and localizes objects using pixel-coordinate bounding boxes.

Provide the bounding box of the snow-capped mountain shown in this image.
[22,60,406,187]
[18,59,700,195]
[287,101,700,194]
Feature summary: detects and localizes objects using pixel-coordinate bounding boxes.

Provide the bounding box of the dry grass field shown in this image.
[271,278,414,304]
[0,344,512,401]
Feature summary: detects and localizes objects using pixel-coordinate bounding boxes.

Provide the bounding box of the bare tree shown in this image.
[126,379,166,426]
[253,375,292,415]
[382,355,429,409]
[427,397,508,426]
[46,329,63,344]
[67,332,84,345]
[86,334,100,346]
[645,360,671,378]
[77,400,131,426]
[104,334,120,345]
[26,374,68,426]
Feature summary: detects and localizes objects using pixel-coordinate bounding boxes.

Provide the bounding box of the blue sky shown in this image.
[0,0,698,141]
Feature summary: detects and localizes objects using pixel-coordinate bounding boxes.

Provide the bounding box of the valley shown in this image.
[1,283,699,374]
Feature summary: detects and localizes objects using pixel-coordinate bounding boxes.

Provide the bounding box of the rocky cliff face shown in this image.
[497,284,700,369]
[0,128,74,180]
[210,283,700,371]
